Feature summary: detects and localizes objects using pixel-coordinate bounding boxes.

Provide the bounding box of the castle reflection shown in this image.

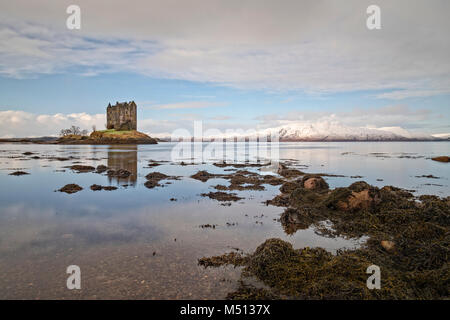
[107,145,138,186]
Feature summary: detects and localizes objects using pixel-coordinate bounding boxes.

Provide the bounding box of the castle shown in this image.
[106,101,137,131]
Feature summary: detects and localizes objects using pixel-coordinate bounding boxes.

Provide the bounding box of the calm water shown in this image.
[0,142,448,299]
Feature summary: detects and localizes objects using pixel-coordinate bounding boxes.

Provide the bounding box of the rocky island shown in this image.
[56,101,157,144]
[57,129,157,144]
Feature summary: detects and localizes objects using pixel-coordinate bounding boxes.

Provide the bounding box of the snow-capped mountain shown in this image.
[153,122,440,141]
[275,123,436,141]
[276,123,396,141]
[432,133,450,140]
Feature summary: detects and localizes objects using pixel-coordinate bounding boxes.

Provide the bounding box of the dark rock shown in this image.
[107,169,131,178]
[431,156,449,163]
[96,165,108,173]
[90,184,118,191]
[145,172,168,181]
[58,184,83,194]
[191,170,221,182]
[9,171,29,176]
[90,184,103,191]
[201,191,243,202]
[70,165,95,173]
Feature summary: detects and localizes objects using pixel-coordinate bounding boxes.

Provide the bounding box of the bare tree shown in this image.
[59,126,86,137]
[60,129,71,137]
[70,126,81,135]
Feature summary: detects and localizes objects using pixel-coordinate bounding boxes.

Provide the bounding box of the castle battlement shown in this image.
[106,101,137,131]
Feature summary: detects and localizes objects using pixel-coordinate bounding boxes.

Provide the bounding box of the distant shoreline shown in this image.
[0,138,448,144]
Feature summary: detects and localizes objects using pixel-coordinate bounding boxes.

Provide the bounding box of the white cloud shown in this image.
[1,107,447,139]
[0,0,448,98]
[0,110,105,138]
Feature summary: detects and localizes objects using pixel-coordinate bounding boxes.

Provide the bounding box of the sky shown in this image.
[0,0,449,138]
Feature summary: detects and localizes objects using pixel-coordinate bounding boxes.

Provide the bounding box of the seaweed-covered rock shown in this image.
[90,184,102,191]
[324,184,378,212]
[70,165,95,173]
[90,184,117,191]
[144,171,179,189]
[262,175,284,186]
[341,190,372,211]
[207,176,450,299]
[322,188,351,210]
[280,208,313,234]
[58,184,83,194]
[145,172,168,181]
[348,181,372,192]
[300,175,329,191]
[107,169,131,178]
[247,239,297,279]
[144,180,160,189]
[96,165,108,173]
[277,163,304,178]
[241,239,376,299]
[201,191,243,202]
[279,181,298,194]
[265,194,290,207]
[191,170,219,182]
[289,188,321,205]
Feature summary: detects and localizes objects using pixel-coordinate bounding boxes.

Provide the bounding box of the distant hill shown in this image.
[0,136,58,143]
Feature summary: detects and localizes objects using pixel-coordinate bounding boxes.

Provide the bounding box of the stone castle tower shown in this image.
[106,101,137,130]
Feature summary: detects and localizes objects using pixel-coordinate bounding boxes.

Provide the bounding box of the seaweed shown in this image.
[226,281,278,300]
[190,170,224,182]
[202,179,450,300]
[198,251,248,268]
[201,192,243,202]
[144,171,179,188]
[277,163,304,178]
[107,168,131,178]
[69,165,95,173]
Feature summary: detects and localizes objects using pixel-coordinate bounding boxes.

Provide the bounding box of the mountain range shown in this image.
[153,122,447,142]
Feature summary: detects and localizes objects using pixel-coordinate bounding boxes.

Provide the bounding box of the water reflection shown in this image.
[107,145,138,186]
[0,142,448,298]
